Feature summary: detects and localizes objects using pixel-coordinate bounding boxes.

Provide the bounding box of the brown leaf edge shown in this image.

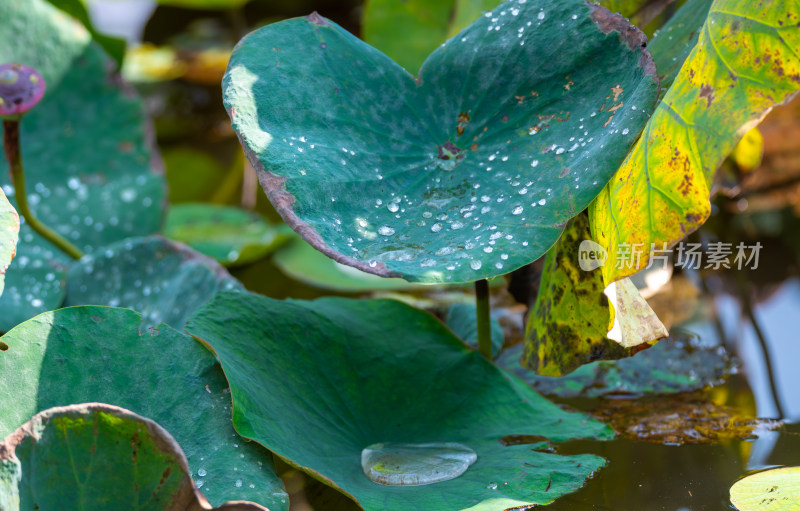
[0,403,270,511]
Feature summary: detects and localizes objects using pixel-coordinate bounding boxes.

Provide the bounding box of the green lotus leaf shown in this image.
[0,191,19,299]
[165,203,294,267]
[185,291,613,510]
[499,333,735,398]
[0,403,269,511]
[45,0,126,66]
[0,0,166,332]
[362,0,500,74]
[0,306,288,510]
[589,0,800,287]
[224,0,659,284]
[63,235,243,328]
[444,302,504,358]
[272,237,423,291]
[730,466,800,511]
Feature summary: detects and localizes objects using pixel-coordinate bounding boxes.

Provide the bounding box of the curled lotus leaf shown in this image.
[0,403,269,511]
[224,0,659,283]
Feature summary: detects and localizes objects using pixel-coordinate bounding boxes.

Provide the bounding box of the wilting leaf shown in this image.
[165,204,293,267]
[444,302,504,358]
[521,214,663,376]
[590,393,780,445]
[499,333,736,398]
[0,0,166,331]
[605,277,668,347]
[63,235,242,328]
[0,307,288,509]
[0,192,19,299]
[186,291,613,510]
[589,0,800,286]
[0,403,269,511]
[45,0,126,66]
[730,467,800,511]
[224,0,658,283]
[272,237,422,291]
[362,0,500,74]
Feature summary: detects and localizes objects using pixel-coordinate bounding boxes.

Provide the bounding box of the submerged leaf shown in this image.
[0,403,269,511]
[499,333,736,398]
[165,204,293,267]
[589,0,800,286]
[224,0,658,283]
[63,235,243,329]
[0,0,166,331]
[0,191,18,299]
[0,307,288,510]
[186,291,613,510]
[730,467,800,511]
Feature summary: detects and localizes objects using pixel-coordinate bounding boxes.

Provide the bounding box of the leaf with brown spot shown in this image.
[590,0,800,287]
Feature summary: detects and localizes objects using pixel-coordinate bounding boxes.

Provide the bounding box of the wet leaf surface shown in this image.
[0,191,18,299]
[225,0,659,283]
[590,0,800,286]
[499,333,736,398]
[0,306,288,510]
[589,393,780,445]
[0,0,166,332]
[186,291,613,510]
[0,403,270,511]
[272,237,422,292]
[165,204,293,267]
[63,235,242,329]
[730,466,800,511]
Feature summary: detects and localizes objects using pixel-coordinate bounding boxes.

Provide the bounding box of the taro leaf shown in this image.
[272,237,421,291]
[185,291,613,510]
[63,235,243,329]
[164,203,294,267]
[730,467,800,511]
[499,333,735,398]
[0,403,269,511]
[224,0,659,284]
[0,191,19,299]
[45,0,126,66]
[589,0,800,287]
[0,0,166,332]
[444,302,504,358]
[362,0,500,74]
[520,214,660,376]
[0,306,288,510]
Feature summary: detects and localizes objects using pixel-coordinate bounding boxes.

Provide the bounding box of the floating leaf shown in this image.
[521,214,658,376]
[0,0,166,331]
[0,403,269,511]
[444,302,504,358]
[590,393,780,445]
[186,291,613,510]
[499,333,736,398]
[165,204,293,267]
[224,0,659,283]
[0,306,288,510]
[730,467,800,511]
[272,237,422,291]
[0,191,19,299]
[589,0,800,286]
[362,0,500,74]
[63,235,242,328]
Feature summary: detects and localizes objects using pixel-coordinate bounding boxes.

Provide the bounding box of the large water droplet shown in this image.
[378,226,395,236]
[361,442,477,486]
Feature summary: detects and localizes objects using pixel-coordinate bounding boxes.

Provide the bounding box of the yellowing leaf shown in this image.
[730,467,800,511]
[589,0,800,285]
[732,127,764,172]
